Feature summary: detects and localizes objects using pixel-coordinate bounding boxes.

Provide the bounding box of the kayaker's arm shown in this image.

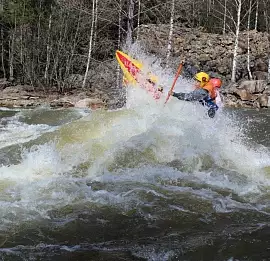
[171,92,185,100]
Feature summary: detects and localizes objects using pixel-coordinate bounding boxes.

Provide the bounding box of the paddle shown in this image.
[164,61,184,104]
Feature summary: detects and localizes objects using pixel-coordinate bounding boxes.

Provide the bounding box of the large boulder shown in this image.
[238,80,266,93]
[222,80,269,108]
[257,94,269,108]
[75,98,106,110]
[235,89,256,101]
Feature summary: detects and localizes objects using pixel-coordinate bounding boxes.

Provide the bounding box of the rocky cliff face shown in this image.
[138,24,270,83]
[138,24,270,108]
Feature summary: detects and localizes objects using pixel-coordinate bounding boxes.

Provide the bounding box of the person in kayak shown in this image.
[168,72,216,101]
[168,72,221,117]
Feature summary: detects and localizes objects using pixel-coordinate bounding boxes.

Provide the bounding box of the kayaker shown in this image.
[168,72,217,102]
[168,72,222,117]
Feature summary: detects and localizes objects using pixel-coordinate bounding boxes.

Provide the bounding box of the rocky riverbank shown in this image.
[0,79,108,110]
[0,24,270,110]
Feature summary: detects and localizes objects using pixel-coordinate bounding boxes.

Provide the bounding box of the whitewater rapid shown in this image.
[0,49,270,260]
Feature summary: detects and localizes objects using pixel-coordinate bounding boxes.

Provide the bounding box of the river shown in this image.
[0,86,270,261]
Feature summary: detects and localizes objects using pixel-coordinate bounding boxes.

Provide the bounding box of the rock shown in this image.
[0,79,11,90]
[75,98,105,110]
[235,89,256,101]
[264,85,270,95]
[237,80,266,93]
[50,100,74,108]
[21,95,30,99]
[257,94,269,107]
[198,54,210,63]
[2,86,20,94]
[255,80,267,93]
[238,80,256,93]
[253,71,268,80]
[224,99,238,107]
[224,82,238,94]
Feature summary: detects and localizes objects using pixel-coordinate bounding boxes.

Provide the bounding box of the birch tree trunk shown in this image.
[93,0,98,48]
[116,0,122,89]
[20,0,26,83]
[263,1,269,33]
[165,0,175,68]
[247,0,252,79]
[82,0,96,89]
[64,9,81,86]
[20,0,25,65]
[37,0,42,77]
[231,0,242,83]
[9,11,16,82]
[223,0,227,34]
[44,11,52,85]
[126,0,134,46]
[9,35,14,81]
[136,0,141,40]
[268,58,270,82]
[254,0,258,30]
[1,28,6,79]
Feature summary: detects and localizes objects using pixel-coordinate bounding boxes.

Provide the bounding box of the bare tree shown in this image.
[9,11,16,82]
[64,8,82,89]
[44,9,52,85]
[1,28,6,79]
[231,0,244,82]
[223,0,227,34]
[247,0,253,79]
[268,58,270,82]
[136,0,141,40]
[116,0,123,89]
[262,0,269,33]
[93,0,98,48]
[166,0,175,68]
[82,0,96,89]
[254,0,258,30]
[126,0,134,45]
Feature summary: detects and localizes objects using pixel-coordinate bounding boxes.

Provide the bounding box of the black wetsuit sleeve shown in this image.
[172,92,185,100]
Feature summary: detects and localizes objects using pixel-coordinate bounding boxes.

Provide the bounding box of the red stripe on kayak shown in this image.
[117,52,140,77]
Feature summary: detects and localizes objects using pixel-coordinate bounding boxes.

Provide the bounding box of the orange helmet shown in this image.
[210,78,222,88]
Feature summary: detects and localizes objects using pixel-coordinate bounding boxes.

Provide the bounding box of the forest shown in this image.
[0,0,269,92]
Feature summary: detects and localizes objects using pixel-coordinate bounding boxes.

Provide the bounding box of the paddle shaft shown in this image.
[164,62,184,104]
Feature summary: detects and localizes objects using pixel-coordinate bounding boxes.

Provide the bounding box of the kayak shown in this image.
[115,50,163,100]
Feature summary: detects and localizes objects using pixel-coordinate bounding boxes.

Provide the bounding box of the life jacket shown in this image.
[201,81,216,101]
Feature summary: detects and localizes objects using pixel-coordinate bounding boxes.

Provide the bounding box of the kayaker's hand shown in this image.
[157,86,164,92]
[168,90,174,96]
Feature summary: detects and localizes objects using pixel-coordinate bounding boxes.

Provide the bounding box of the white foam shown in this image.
[0,117,55,149]
[0,44,269,235]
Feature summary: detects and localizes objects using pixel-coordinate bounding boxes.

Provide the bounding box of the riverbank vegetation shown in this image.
[0,0,269,92]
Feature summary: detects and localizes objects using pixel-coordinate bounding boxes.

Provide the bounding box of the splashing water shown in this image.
[0,45,270,260]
